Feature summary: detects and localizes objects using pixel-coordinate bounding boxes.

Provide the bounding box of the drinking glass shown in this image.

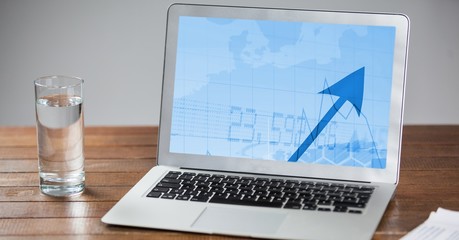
[34,75,85,197]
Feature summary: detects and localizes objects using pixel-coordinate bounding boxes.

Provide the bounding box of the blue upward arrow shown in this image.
[288,67,365,162]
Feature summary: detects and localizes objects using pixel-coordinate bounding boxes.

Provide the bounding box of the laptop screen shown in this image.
[169,15,395,169]
[159,4,408,183]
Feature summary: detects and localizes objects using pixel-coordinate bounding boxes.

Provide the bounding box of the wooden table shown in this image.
[1,126,458,239]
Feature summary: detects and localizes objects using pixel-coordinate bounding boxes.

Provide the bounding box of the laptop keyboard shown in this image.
[147,171,374,214]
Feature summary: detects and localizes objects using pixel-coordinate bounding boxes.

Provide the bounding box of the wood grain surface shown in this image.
[0,125,458,239]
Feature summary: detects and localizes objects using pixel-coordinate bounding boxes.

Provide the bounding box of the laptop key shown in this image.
[284,202,302,209]
[164,172,181,179]
[161,193,177,199]
[170,189,186,195]
[152,186,170,193]
[317,199,332,205]
[318,208,331,212]
[303,204,317,210]
[209,196,283,208]
[156,182,181,189]
[334,201,366,208]
[349,210,363,214]
[147,191,162,198]
[191,196,209,202]
[333,206,348,212]
[176,195,191,201]
[160,178,181,184]
[179,174,194,180]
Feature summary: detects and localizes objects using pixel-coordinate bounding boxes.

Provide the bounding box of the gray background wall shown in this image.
[1,0,458,126]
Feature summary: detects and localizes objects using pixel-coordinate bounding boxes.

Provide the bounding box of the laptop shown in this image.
[102,4,409,240]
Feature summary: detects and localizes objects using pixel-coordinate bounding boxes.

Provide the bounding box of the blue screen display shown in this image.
[170,16,396,169]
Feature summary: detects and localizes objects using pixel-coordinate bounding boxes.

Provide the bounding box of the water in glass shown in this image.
[36,94,85,196]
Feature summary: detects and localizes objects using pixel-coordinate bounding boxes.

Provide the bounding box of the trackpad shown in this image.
[191,206,287,235]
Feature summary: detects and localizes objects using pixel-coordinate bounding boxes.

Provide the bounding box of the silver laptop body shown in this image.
[102,4,409,240]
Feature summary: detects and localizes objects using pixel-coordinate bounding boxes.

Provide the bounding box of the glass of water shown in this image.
[34,75,85,197]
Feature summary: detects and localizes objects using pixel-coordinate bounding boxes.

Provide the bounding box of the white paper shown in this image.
[401,208,459,240]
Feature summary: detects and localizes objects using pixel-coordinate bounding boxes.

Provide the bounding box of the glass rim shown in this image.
[34,75,84,89]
